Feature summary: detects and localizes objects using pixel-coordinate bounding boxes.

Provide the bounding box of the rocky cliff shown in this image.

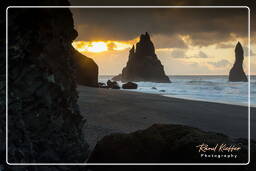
[4,4,88,163]
[112,32,170,83]
[72,48,98,87]
[229,42,248,82]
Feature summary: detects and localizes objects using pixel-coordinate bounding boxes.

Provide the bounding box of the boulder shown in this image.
[229,42,248,82]
[107,80,120,89]
[112,32,170,83]
[98,82,108,88]
[88,124,254,164]
[122,82,138,89]
[72,48,98,87]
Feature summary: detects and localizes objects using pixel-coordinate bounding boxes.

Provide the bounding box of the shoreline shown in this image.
[163,94,254,107]
[77,85,255,152]
[99,75,255,107]
[123,89,253,107]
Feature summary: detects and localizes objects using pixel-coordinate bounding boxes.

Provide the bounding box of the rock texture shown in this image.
[5,4,88,163]
[112,32,170,83]
[229,42,248,82]
[89,124,254,163]
[107,80,120,89]
[72,48,98,87]
[122,82,138,89]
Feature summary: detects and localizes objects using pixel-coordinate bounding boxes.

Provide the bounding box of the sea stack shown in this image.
[112,32,170,83]
[229,42,248,82]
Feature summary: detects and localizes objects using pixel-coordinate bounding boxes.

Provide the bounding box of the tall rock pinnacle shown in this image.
[229,42,248,82]
[112,32,170,83]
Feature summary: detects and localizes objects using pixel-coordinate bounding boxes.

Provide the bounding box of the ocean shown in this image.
[99,75,256,106]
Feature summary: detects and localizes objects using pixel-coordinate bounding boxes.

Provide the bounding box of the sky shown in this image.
[69,0,256,75]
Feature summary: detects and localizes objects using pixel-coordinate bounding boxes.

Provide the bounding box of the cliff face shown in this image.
[229,42,248,82]
[6,5,88,163]
[113,32,170,83]
[72,48,99,87]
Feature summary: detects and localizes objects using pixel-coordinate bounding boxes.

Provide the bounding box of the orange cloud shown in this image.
[72,38,139,53]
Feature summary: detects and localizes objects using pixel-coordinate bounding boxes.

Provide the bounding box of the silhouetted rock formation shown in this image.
[107,80,120,89]
[73,48,98,87]
[98,82,108,88]
[122,82,138,89]
[112,32,170,83]
[229,42,248,82]
[89,124,254,164]
[5,3,88,163]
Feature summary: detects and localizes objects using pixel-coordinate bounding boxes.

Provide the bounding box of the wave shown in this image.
[99,75,255,105]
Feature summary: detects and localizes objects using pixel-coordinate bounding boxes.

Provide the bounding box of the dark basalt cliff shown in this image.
[229,42,248,82]
[73,48,98,87]
[3,4,88,163]
[112,32,170,83]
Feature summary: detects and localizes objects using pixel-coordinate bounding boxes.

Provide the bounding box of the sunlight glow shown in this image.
[72,40,136,53]
[88,42,108,53]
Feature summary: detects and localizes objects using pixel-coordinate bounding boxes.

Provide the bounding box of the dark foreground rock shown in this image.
[112,32,170,83]
[122,82,138,89]
[89,124,254,164]
[5,3,88,163]
[72,48,98,87]
[229,42,248,82]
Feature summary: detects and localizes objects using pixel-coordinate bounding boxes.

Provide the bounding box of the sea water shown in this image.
[99,75,256,106]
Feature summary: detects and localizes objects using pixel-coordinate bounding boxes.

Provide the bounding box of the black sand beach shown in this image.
[77,86,255,151]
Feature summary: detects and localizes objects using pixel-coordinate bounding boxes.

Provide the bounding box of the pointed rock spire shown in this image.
[130,45,135,54]
[145,32,150,40]
[229,42,247,82]
[235,41,243,52]
[112,32,170,83]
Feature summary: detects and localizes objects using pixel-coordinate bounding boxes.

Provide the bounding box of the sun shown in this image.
[72,40,136,53]
[87,42,108,53]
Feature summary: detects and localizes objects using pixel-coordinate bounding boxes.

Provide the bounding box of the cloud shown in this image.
[171,50,209,58]
[244,46,256,57]
[208,59,230,68]
[198,51,208,58]
[216,43,234,49]
[107,42,117,50]
[170,49,186,58]
[152,34,188,49]
[70,5,249,47]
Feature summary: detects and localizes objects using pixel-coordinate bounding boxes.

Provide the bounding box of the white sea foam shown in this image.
[99,75,256,106]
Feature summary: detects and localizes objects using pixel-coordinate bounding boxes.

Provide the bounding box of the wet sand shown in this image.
[77,85,255,151]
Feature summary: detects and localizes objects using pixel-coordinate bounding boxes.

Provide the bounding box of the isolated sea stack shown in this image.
[112,32,170,83]
[229,42,248,82]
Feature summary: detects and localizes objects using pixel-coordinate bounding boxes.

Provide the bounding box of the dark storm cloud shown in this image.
[152,34,188,49]
[69,0,253,46]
